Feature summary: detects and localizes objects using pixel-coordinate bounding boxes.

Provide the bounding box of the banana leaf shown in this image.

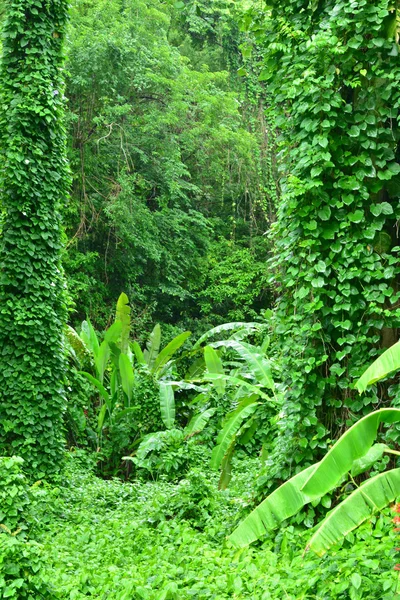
[160,382,175,429]
[219,441,236,490]
[119,353,134,405]
[211,398,258,469]
[132,341,145,365]
[144,324,161,369]
[212,340,274,390]
[307,468,400,556]
[301,408,400,498]
[204,346,225,396]
[104,321,122,344]
[94,340,110,384]
[204,372,277,403]
[80,318,99,357]
[184,408,215,437]
[351,443,388,477]
[116,292,130,354]
[194,322,259,348]
[356,340,400,393]
[229,463,318,548]
[152,331,191,376]
[79,371,109,404]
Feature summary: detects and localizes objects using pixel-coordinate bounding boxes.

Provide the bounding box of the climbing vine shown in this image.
[0,0,70,478]
[242,0,400,483]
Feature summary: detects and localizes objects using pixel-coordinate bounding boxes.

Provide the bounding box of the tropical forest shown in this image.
[1,0,400,597]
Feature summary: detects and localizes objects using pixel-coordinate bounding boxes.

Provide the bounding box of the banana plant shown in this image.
[355,339,400,393]
[199,339,279,489]
[132,324,191,379]
[229,408,400,555]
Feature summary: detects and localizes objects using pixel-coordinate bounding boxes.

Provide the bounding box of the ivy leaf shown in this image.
[348,210,364,224]
[348,126,360,137]
[318,206,331,221]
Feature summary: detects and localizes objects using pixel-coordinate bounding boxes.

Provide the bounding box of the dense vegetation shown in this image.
[0,0,400,598]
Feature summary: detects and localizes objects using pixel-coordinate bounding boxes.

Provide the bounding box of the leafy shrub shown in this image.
[0,457,30,532]
[0,457,55,599]
[0,535,55,600]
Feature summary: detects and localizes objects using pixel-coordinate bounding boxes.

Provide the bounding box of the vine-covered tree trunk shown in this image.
[0,0,69,478]
[242,0,400,486]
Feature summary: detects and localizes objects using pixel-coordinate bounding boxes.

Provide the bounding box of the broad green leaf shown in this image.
[132,341,145,365]
[119,353,134,405]
[165,380,207,393]
[211,340,274,389]
[184,408,215,437]
[219,441,235,490]
[356,341,400,392]
[159,382,175,429]
[229,463,318,548]
[204,346,225,396]
[78,371,109,404]
[301,409,400,498]
[185,355,205,380]
[97,404,107,434]
[307,469,400,556]
[94,340,110,384]
[351,443,388,477]
[238,417,258,445]
[194,322,259,348]
[152,331,191,375]
[211,398,258,470]
[80,319,99,357]
[104,321,122,344]
[116,292,130,353]
[204,372,276,403]
[144,324,161,368]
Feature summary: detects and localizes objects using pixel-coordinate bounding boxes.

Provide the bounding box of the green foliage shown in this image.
[62,0,271,331]
[0,457,30,532]
[0,0,70,478]
[356,339,400,392]
[0,535,54,600]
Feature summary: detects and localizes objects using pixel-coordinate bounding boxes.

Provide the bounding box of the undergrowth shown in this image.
[24,453,400,599]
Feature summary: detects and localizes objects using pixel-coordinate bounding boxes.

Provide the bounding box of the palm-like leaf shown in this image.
[144,324,161,369]
[119,353,134,405]
[211,398,258,469]
[301,408,400,498]
[204,346,225,396]
[212,340,274,390]
[152,331,191,376]
[80,319,99,357]
[229,463,318,548]
[79,371,109,404]
[356,340,400,393]
[194,322,259,348]
[116,292,130,353]
[307,468,400,556]
[132,341,145,365]
[159,382,175,429]
[184,408,215,437]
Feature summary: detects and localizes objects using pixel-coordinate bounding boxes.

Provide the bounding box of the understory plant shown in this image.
[230,343,400,555]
